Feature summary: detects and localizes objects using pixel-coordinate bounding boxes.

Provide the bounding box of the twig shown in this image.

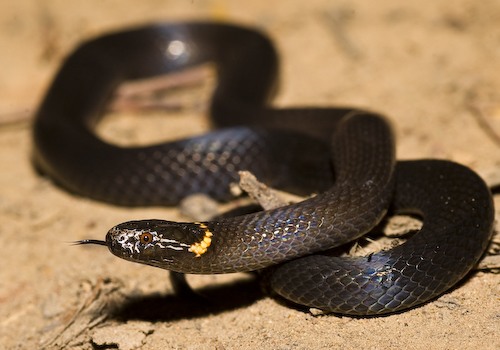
[109,64,213,113]
[322,6,362,60]
[465,90,500,148]
[476,255,500,271]
[237,170,304,210]
[40,278,124,349]
[0,109,33,127]
[114,64,212,99]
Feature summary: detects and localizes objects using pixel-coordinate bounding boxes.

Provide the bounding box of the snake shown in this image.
[32,22,494,315]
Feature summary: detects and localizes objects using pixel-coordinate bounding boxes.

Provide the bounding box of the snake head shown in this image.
[105,219,213,271]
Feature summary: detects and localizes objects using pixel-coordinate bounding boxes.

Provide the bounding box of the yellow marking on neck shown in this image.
[189,223,213,257]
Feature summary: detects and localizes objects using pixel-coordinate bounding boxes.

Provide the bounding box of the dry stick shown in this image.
[322,7,362,60]
[41,278,124,349]
[477,255,500,270]
[478,230,500,270]
[109,64,213,113]
[0,109,33,127]
[114,64,212,99]
[465,91,500,148]
[237,170,304,210]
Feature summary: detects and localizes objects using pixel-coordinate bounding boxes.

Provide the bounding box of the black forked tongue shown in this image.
[73,239,108,246]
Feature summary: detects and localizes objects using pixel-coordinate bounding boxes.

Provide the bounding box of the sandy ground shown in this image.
[0,1,499,349]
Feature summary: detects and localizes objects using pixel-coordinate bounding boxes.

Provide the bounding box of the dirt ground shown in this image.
[0,1,499,349]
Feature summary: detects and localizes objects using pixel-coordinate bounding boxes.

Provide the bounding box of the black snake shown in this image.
[32,22,494,315]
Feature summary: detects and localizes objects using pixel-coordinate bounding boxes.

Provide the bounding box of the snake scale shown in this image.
[33,22,494,315]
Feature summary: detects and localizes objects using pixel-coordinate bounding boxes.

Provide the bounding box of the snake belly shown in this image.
[33,22,495,315]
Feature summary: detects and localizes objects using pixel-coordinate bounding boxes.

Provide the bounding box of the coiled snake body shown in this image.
[33,23,494,315]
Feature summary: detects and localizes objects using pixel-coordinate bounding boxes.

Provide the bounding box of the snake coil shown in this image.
[33,23,494,315]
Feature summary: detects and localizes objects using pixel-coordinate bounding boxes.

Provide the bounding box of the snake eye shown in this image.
[139,232,153,245]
